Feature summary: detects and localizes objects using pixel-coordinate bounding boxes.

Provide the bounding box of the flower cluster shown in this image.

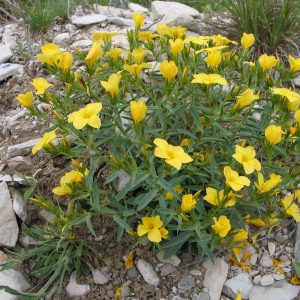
[17,12,300,262]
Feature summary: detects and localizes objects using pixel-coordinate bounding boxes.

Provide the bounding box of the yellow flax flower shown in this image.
[32,129,57,154]
[232,145,261,174]
[169,38,184,56]
[159,227,169,239]
[57,52,73,71]
[165,185,184,200]
[295,110,300,124]
[138,31,159,43]
[244,214,266,227]
[224,166,250,191]
[181,194,196,212]
[36,43,61,66]
[85,42,103,68]
[289,54,300,72]
[157,24,186,39]
[123,63,151,77]
[235,290,242,300]
[31,78,53,95]
[17,91,33,108]
[281,194,300,222]
[106,48,129,60]
[241,33,255,51]
[130,100,147,125]
[131,47,147,64]
[233,229,248,243]
[205,50,222,69]
[68,102,102,130]
[100,72,122,98]
[234,88,259,109]
[265,124,284,145]
[270,87,300,104]
[154,138,193,170]
[92,31,118,43]
[132,12,145,28]
[192,73,227,86]
[255,172,282,193]
[211,34,237,46]
[203,187,224,206]
[259,53,279,71]
[52,169,87,195]
[211,215,231,237]
[159,60,178,83]
[137,215,164,243]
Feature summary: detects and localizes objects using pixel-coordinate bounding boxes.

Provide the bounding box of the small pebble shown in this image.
[260,274,274,286]
[253,275,261,285]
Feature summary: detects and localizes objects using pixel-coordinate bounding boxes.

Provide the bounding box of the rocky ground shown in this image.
[0,1,300,300]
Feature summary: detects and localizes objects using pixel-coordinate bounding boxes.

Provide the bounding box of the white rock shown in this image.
[107,16,135,27]
[136,259,160,287]
[294,223,300,261]
[268,242,276,256]
[272,273,285,280]
[66,274,90,297]
[97,5,124,17]
[92,268,110,284]
[156,250,181,266]
[0,268,31,300]
[259,252,273,268]
[118,171,132,191]
[128,3,149,14]
[0,43,12,64]
[11,187,27,221]
[6,138,40,158]
[189,269,202,276]
[53,33,71,44]
[260,274,274,286]
[249,253,258,265]
[72,40,93,48]
[249,280,300,300]
[7,108,27,126]
[0,181,19,248]
[0,175,13,182]
[0,63,24,82]
[112,34,130,50]
[2,24,18,49]
[72,14,107,26]
[223,272,253,299]
[253,275,261,285]
[160,263,177,276]
[203,258,228,300]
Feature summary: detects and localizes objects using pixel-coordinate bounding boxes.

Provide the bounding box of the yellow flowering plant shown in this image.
[8,16,300,297]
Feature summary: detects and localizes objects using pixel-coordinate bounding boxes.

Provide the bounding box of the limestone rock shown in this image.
[0,43,12,64]
[72,14,107,26]
[0,63,24,82]
[6,138,40,158]
[53,33,71,44]
[11,187,27,221]
[128,3,149,14]
[156,250,181,266]
[0,181,19,248]
[223,272,253,299]
[136,259,160,287]
[66,274,90,297]
[92,268,110,284]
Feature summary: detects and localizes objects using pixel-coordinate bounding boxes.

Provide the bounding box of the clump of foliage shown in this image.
[1,12,300,298]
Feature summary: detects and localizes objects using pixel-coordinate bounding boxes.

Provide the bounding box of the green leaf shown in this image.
[162,231,192,248]
[137,189,158,211]
[85,159,99,190]
[104,170,123,185]
[294,262,300,277]
[113,215,133,232]
[92,179,100,211]
[86,215,96,237]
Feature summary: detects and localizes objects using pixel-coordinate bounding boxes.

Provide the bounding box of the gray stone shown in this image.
[92,268,110,284]
[203,258,228,300]
[2,24,18,49]
[260,274,274,286]
[272,273,285,281]
[156,250,181,266]
[72,14,107,26]
[192,292,210,300]
[0,43,12,64]
[249,280,300,300]
[294,222,300,261]
[160,263,177,276]
[223,272,253,299]
[136,259,160,287]
[6,138,40,158]
[259,252,273,268]
[11,187,27,221]
[0,175,13,182]
[97,5,124,17]
[107,16,135,27]
[72,40,93,48]
[127,266,138,279]
[53,33,71,44]
[0,181,19,248]
[2,126,11,137]
[0,268,30,300]
[178,277,195,292]
[66,274,90,297]
[189,269,202,276]
[118,171,132,191]
[8,156,33,172]
[268,242,276,256]
[128,3,149,14]
[0,63,24,82]
[6,108,27,127]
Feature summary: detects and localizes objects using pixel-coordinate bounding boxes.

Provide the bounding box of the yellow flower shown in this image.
[206,50,222,68]
[165,185,184,200]
[137,216,164,243]
[106,48,129,60]
[92,31,118,43]
[31,78,53,95]
[130,100,147,124]
[154,138,193,170]
[265,124,284,145]
[259,53,279,71]
[52,169,87,195]
[17,91,33,108]
[241,33,255,51]
[36,43,61,66]
[232,145,261,174]
[295,110,300,124]
[32,129,57,154]
[211,215,231,237]
[123,63,151,77]
[203,187,224,206]
[192,73,227,86]
[68,102,102,130]
[159,227,169,239]
[181,194,196,212]
[289,54,300,72]
[233,229,248,243]
[159,60,178,83]
[132,12,145,28]
[85,42,103,68]
[234,88,259,109]
[270,87,300,104]
[244,214,266,227]
[138,31,159,43]
[131,47,147,64]
[157,24,186,39]
[235,290,242,300]
[57,52,73,71]
[100,72,122,98]
[224,166,250,191]
[281,194,300,222]
[124,251,134,269]
[169,38,184,56]
[211,34,238,46]
[255,172,282,193]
